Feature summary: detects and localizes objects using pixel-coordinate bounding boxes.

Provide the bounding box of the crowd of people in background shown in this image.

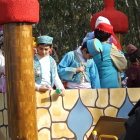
[0,28,5,93]
[0,16,140,95]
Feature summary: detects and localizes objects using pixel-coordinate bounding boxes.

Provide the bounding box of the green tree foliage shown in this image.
[33,0,140,60]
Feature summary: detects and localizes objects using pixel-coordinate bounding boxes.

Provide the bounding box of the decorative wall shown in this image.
[0,88,140,140]
[0,93,8,140]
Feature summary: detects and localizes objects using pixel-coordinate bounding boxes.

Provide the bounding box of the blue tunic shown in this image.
[93,43,119,88]
[57,50,101,88]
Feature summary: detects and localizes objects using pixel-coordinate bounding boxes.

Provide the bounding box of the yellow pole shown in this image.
[4,23,38,140]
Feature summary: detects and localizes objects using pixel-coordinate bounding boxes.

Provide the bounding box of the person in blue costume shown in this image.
[83,16,127,87]
[34,35,65,96]
[87,23,127,88]
[57,38,102,89]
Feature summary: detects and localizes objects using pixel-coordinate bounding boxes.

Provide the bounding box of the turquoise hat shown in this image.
[87,38,103,57]
[37,35,53,45]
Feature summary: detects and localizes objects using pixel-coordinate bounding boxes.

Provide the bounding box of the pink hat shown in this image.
[126,44,137,54]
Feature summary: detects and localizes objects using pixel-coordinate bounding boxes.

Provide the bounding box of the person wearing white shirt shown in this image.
[34,35,65,96]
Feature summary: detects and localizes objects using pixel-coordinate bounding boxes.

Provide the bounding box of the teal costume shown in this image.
[34,55,56,88]
[57,50,101,88]
[92,43,120,88]
[87,38,127,88]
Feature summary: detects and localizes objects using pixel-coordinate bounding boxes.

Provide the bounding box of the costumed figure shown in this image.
[87,23,127,88]
[83,16,127,87]
[57,38,101,89]
[34,35,65,95]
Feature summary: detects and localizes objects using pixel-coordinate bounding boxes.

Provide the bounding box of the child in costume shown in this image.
[34,35,65,95]
[87,23,127,88]
[57,39,101,89]
[125,44,140,87]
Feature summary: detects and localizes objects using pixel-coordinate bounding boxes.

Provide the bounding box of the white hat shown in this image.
[95,16,111,28]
